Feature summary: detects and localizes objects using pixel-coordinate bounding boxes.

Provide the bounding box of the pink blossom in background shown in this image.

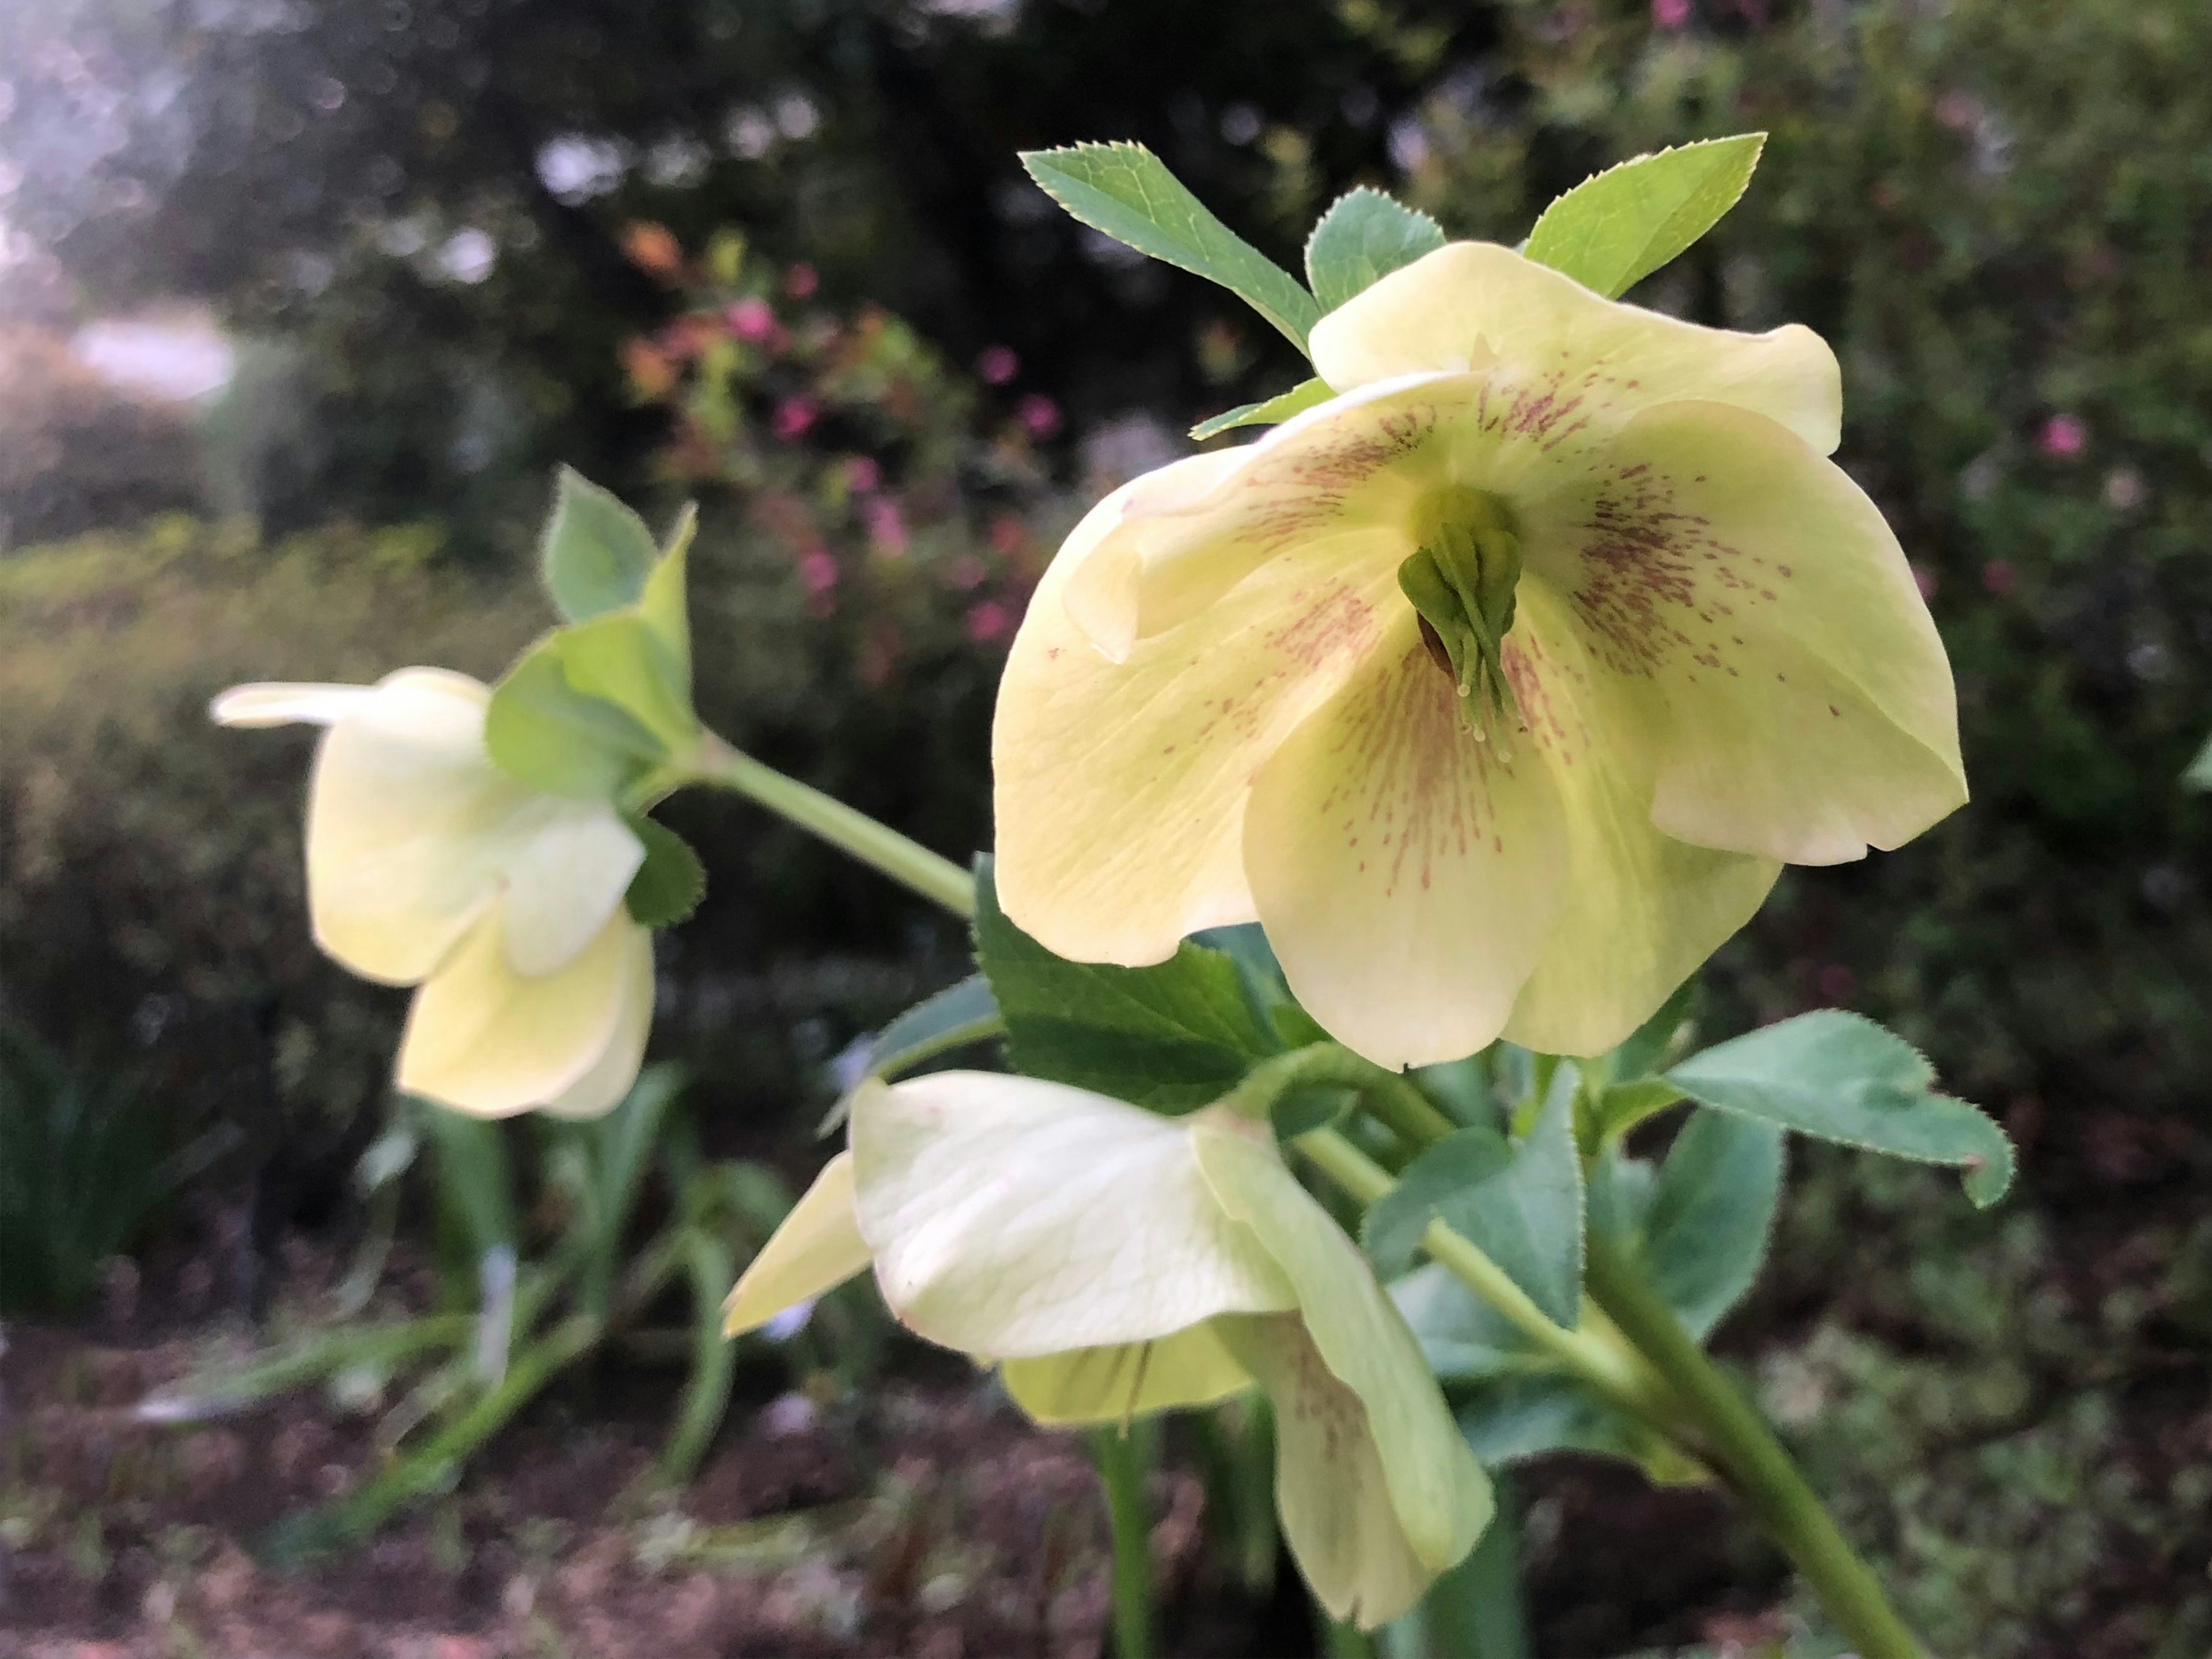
[964,600,1012,643]
[1911,562,1940,600]
[727,297,776,341]
[798,550,840,598]
[945,552,987,592]
[987,514,1031,563]
[1016,393,1062,439]
[863,498,910,556]
[784,263,819,299]
[2037,413,2087,459]
[844,456,881,493]
[976,345,1020,385]
[1981,559,2018,597]
[772,396,817,440]
[1652,0,1691,29]
[1815,963,1857,1003]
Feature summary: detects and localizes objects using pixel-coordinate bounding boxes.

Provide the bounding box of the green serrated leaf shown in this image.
[1021,142,1322,351]
[1188,377,1334,441]
[1666,1010,2013,1205]
[971,858,1282,1112]
[1592,1077,1686,1144]
[867,976,1003,1082]
[1634,1109,1783,1341]
[548,543,698,752]
[484,647,663,798]
[1454,1372,1702,1483]
[1522,134,1766,300]
[1389,1260,1540,1384]
[1364,1079,1584,1327]
[1605,975,1703,1085]
[540,467,664,623]
[1304,186,1446,312]
[623,817,704,929]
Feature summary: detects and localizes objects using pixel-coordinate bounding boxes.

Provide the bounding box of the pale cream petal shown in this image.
[1217,1314,1445,1629]
[1496,582,1782,1056]
[1059,450,1253,661]
[1518,399,1965,868]
[305,668,635,984]
[535,919,656,1118]
[722,1152,872,1336]
[849,1073,1294,1358]
[1193,1115,1490,1623]
[1240,615,1567,1067]
[1310,242,1842,454]
[210,682,374,728]
[993,503,1407,967]
[394,906,635,1117]
[1001,1323,1252,1425]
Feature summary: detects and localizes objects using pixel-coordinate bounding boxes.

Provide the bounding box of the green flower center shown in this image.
[1396,487,1526,748]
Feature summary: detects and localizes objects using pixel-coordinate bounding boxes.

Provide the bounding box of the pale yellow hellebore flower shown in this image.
[214,668,654,1118]
[725,1071,1491,1628]
[993,242,1965,1067]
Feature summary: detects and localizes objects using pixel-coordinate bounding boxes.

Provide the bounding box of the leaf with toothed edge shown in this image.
[1523,135,1766,300]
[1190,377,1334,441]
[1665,1010,2012,1205]
[1304,187,1447,312]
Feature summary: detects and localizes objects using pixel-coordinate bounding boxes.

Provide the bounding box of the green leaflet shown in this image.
[970,858,1282,1113]
[816,974,1007,1135]
[1304,187,1446,312]
[1188,377,1333,441]
[1522,134,1766,299]
[623,816,706,929]
[539,466,665,623]
[1363,1072,1584,1328]
[1666,1009,2014,1206]
[1021,142,1323,352]
[1594,1111,1783,1343]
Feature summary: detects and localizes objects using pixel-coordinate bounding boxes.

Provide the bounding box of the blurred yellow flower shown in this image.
[724,1071,1490,1628]
[214,669,653,1118]
[994,243,1964,1066]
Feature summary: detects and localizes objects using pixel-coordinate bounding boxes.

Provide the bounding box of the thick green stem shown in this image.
[690,733,974,917]
[1584,1233,1927,1659]
[1091,1426,1157,1659]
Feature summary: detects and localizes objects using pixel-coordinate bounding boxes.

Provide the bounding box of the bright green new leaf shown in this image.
[1021,142,1323,351]
[540,467,665,623]
[1634,1108,1783,1340]
[483,649,662,799]
[1522,134,1766,299]
[622,816,705,929]
[1666,1010,2013,1205]
[546,546,698,752]
[972,859,1282,1112]
[1189,377,1334,441]
[1363,1079,1584,1327]
[1304,187,1447,312]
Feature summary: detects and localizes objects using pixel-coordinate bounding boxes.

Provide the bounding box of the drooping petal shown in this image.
[535,919,656,1119]
[394,906,641,1117]
[1240,615,1568,1067]
[1310,242,1842,455]
[1001,1323,1253,1425]
[849,1074,1294,1358]
[210,681,375,728]
[722,1152,873,1336]
[1192,1114,1490,1624]
[1495,582,1782,1056]
[1216,1314,1444,1628]
[304,668,639,984]
[1058,450,1253,661]
[994,497,1407,967]
[1521,399,1965,867]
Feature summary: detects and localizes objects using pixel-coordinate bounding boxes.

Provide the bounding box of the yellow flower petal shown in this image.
[1059,450,1251,662]
[849,1074,1295,1357]
[210,682,374,728]
[722,1152,872,1336]
[1001,1323,1252,1425]
[304,668,641,984]
[1240,616,1569,1066]
[395,906,645,1117]
[535,920,656,1118]
[1193,1115,1490,1625]
[1497,582,1782,1055]
[1310,241,1842,454]
[994,502,1406,968]
[1522,399,1965,866]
